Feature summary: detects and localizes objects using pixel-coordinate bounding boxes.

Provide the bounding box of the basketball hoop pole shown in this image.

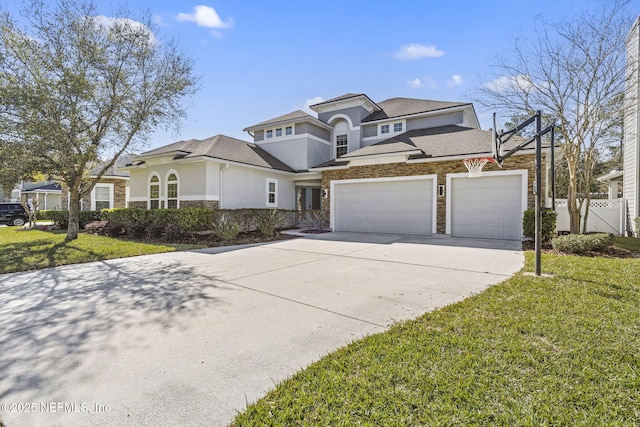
[494,110,555,277]
[535,111,542,276]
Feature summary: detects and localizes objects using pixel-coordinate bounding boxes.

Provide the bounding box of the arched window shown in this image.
[149,174,160,209]
[334,121,349,157]
[167,172,179,209]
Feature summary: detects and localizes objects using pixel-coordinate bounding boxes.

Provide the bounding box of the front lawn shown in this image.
[0,227,203,274]
[232,251,640,426]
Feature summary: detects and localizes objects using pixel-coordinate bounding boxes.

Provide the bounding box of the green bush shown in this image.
[36,210,100,228]
[255,209,283,236]
[213,214,241,240]
[551,233,614,253]
[522,208,557,242]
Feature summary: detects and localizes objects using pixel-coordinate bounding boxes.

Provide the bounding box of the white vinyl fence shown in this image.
[555,199,625,235]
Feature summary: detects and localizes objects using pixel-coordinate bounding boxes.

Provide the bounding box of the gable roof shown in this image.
[362,98,470,123]
[310,93,365,107]
[90,154,131,178]
[132,134,295,172]
[243,109,332,132]
[22,181,62,192]
[309,93,381,113]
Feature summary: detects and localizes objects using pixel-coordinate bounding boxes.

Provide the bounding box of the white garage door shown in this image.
[450,174,524,240]
[333,178,434,235]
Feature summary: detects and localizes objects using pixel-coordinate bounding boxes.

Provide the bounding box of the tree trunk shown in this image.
[566,155,581,234]
[66,187,81,240]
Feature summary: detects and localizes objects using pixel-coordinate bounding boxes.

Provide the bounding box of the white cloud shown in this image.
[447,74,463,88]
[406,78,424,89]
[176,5,234,32]
[394,43,444,61]
[481,75,535,93]
[305,96,324,109]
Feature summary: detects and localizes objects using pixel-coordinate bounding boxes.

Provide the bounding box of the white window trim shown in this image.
[148,172,161,209]
[91,183,114,211]
[377,120,406,137]
[335,134,348,157]
[266,178,278,208]
[165,169,180,209]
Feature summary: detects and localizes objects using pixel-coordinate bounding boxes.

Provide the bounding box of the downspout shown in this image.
[219,163,230,208]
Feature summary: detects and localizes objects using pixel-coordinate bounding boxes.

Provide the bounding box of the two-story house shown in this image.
[121,93,548,240]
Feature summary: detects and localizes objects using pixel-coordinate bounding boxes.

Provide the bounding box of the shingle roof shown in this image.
[362,98,469,123]
[135,135,295,172]
[22,181,62,192]
[91,154,131,178]
[309,93,364,107]
[319,125,534,164]
[243,110,315,131]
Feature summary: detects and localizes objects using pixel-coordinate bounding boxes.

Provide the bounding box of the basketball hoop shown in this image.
[463,157,497,178]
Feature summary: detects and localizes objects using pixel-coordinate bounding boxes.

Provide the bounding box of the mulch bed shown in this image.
[522,240,637,258]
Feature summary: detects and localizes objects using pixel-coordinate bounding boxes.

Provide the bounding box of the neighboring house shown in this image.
[625,16,640,235]
[121,93,551,241]
[61,155,131,211]
[597,170,624,200]
[20,181,62,210]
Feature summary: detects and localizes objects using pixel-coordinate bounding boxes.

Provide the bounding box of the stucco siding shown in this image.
[128,161,219,205]
[295,122,331,140]
[257,138,308,171]
[307,139,332,170]
[406,111,464,131]
[319,105,369,127]
[362,124,377,138]
[221,166,295,209]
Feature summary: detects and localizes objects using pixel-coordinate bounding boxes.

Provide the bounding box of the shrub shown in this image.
[255,209,283,236]
[635,217,640,238]
[213,214,241,240]
[84,220,109,235]
[551,233,614,254]
[522,208,557,242]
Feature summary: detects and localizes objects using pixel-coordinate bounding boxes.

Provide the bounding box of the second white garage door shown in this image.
[449,172,526,240]
[332,177,435,235]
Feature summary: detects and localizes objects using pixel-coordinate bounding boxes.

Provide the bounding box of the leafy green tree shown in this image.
[0,0,198,239]
[475,1,632,233]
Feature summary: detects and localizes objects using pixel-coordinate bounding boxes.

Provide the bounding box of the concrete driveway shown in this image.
[0,232,523,427]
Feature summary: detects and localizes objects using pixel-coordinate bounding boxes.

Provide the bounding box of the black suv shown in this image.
[0,202,28,226]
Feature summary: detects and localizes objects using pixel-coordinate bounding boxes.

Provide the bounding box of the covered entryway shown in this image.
[447,171,527,240]
[331,176,436,235]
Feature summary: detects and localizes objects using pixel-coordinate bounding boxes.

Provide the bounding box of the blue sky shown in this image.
[3,0,639,151]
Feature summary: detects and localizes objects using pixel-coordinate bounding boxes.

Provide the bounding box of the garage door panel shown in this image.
[334,179,433,235]
[451,174,524,240]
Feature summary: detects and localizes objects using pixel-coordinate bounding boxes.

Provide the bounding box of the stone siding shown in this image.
[321,154,544,234]
[128,201,147,209]
[61,178,128,210]
[179,200,220,209]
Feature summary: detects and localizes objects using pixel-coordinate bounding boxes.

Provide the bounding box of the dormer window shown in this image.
[381,124,390,134]
[394,123,403,132]
[285,126,292,135]
[266,130,273,138]
[276,128,282,137]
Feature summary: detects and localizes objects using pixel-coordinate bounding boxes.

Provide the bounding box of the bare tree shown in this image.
[0,0,198,239]
[474,2,632,233]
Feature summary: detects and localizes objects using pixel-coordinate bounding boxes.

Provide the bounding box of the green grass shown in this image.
[614,236,640,252]
[0,227,203,274]
[232,252,640,426]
